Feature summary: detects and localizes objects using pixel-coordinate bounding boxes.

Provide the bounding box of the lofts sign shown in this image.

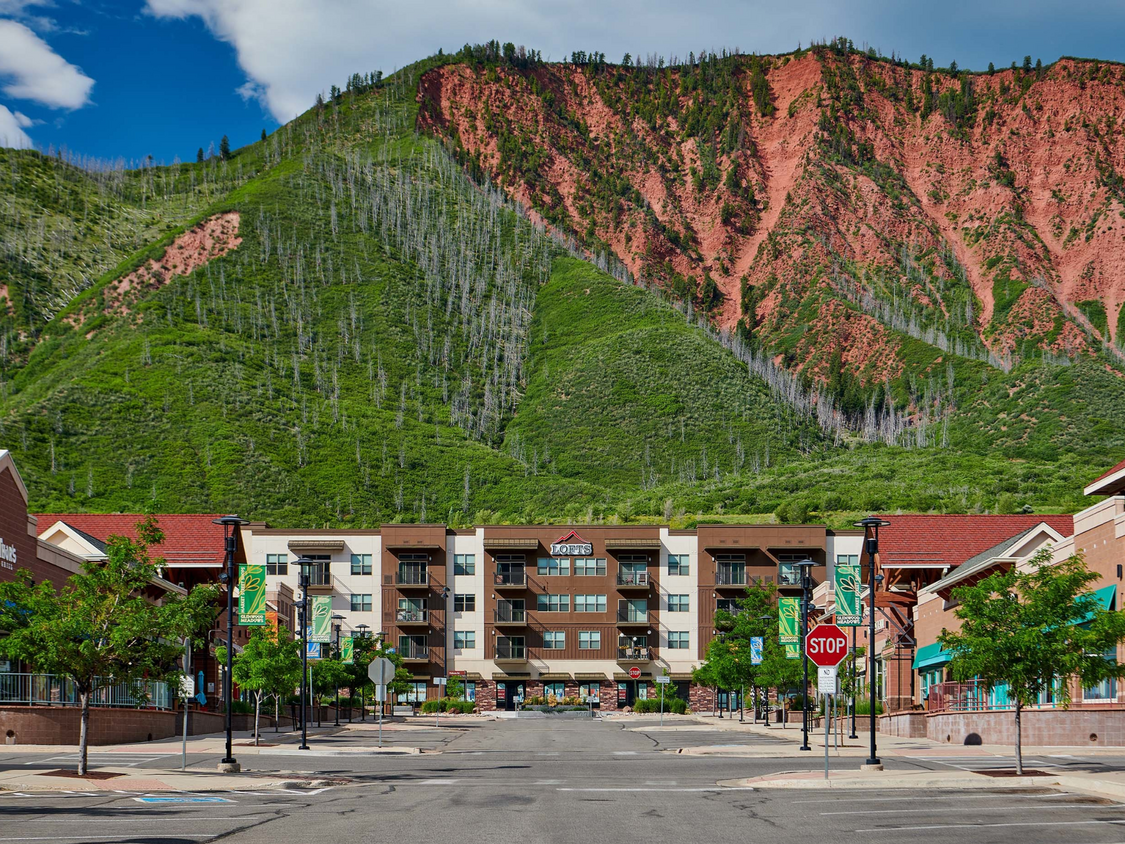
[550,530,592,556]
[0,537,15,570]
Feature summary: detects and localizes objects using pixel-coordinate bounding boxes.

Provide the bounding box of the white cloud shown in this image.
[0,19,93,109]
[0,103,33,148]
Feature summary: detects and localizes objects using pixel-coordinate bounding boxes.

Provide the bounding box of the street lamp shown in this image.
[855,517,891,770]
[754,613,772,726]
[213,515,249,774]
[331,614,345,726]
[294,556,318,751]
[796,558,817,752]
[439,586,450,683]
[356,623,370,721]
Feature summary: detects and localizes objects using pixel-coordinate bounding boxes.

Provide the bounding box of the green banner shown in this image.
[785,643,801,660]
[779,597,800,644]
[309,595,333,642]
[341,636,354,664]
[835,564,862,626]
[238,564,267,626]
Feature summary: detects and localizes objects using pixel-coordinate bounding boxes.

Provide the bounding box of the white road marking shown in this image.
[418,779,458,785]
[0,838,213,842]
[534,780,563,785]
[859,819,1125,833]
[825,804,1125,816]
[644,780,677,785]
[794,793,1073,805]
[558,787,755,793]
[612,751,637,755]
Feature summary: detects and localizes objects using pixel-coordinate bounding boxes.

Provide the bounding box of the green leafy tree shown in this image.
[940,550,1125,773]
[0,517,217,775]
[345,635,410,711]
[219,135,231,160]
[216,625,301,745]
[444,674,465,701]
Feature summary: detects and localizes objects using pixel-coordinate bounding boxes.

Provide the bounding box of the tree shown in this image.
[260,129,267,142]
[196,147,204,163]
[345,635,410,710]
[988,62,996,75]
[940,550,1125,774]
[219,135,231,161]
[216,625,301,745]
[444,674,465,701]
[1022,55,1033,73]
[0,517,217,775]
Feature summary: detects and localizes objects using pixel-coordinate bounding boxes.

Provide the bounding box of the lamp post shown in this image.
[295,556,317,751]
[756,614,772,727]
[439,586,450,684]
[796,558,817,752]
[855,517,890,770]
[331,614,345,726]
[849,624,858,739]
[213,515,249,774]
[356,623,369,721]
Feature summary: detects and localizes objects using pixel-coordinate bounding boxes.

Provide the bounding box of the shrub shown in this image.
[631,697,687,714]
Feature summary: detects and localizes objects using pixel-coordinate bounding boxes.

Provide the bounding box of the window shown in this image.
[402,681,427,703]
[537,557,570,576]
[536,594,570,612]
[668,554,690,576]
[668,594,689,612]
[574,594,607,612]
[454,554,476,575]
[1085,650,1118,701]
[350,554,372,575]
[454,594,476,612]
[350,593,372,612]
[265,553,288,575]
[574,557,607,576]
[668,631,690,649]
[579,682,601,702]
[578,631,601,650]
[543,631,566,649]
[462,681,476,702]
[454,631,476,650]
[836,554,859,567]
[544,682,565,699]
[619,634,648,648]
[306,555,331,586]
[920,668,944,704]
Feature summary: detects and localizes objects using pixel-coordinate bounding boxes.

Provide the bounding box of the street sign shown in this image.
[434,677,447,686]
[817,666,839,695]
[179,676,195,698]
[628,666,642,680]
[655,676,671,684]
[749,636,763,665]
[375,685,387,702]
[368,656,395,686]
[805,624,849,668]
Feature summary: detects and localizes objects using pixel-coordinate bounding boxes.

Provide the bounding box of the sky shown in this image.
[2,0,1125,163]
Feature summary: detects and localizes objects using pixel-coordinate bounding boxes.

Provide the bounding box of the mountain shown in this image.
[0,47,1122,527]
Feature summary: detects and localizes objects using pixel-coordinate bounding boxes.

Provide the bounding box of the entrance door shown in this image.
[502,681,525,711]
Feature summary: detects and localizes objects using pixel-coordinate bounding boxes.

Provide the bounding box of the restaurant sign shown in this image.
[550,530,593,556]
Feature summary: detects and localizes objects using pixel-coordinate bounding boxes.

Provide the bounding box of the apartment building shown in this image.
[243,521,862,710]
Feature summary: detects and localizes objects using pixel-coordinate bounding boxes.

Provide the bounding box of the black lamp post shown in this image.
[796,558,817,752]
[213,515,249,774]
[331,614,345,726]
[356,623,369,721]
[756,614,772,726]
[849,623,859,740]
[294,556,317,751]
[855,517,890,769]
[439,586,450,683]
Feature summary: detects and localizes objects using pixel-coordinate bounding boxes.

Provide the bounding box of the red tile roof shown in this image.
[34,514,228,567]
[872,514,1074,568]
[1090,459,1125,486]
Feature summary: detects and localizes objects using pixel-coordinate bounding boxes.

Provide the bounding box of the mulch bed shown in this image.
[42,769,124,780]
[977,769,1051,777]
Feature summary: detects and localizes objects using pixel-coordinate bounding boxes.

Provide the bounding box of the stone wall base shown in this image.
[879,707,1125,746]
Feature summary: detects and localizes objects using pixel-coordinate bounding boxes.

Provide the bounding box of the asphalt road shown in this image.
[6,719,1125,843]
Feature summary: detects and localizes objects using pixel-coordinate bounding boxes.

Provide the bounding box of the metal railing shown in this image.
[927,680,1012,712]
[494,570,526,587]
[616,571,650,587]
[494,605,526,624]
[0,673,172,710]
[397,642,430,660]
[616,647,654,661]
[777,566,802,587]
[616,606,650,624]
[716,567,747,586]
[495,639,526,660]
[395,609,428,623]
[396,567,429,586]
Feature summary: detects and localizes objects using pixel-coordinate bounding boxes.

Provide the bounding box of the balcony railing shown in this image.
[395,609,428,623]
[495,640,526,660]
[616,607,650,624]
[494,605,527,624]
[396,568,429,586]
[0,673,172,710]
[616,646,654,662]
[715,568,747,587]
[616,571,650,587]
[397,642,430,660]
[493,570,526,587]
[928,680,1021,712]
[777,566,803,587]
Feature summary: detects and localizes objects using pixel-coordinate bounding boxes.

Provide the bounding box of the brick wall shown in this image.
[879,707,1125,746]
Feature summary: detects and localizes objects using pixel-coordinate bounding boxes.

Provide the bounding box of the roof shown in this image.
[874,514,1074,570]
[1086,459,1125,497]
[33,513,228,567]
[920,524,1059,597]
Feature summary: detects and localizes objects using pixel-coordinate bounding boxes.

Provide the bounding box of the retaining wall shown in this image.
[879,707,1125,746]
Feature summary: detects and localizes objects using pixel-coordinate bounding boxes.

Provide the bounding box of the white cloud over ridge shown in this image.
[0,103,32,148]
[0,19,93,109]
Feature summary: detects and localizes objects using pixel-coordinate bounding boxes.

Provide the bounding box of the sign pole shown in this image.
[825,692,830,781]
[182,638,190,772]
[660,680,665,728]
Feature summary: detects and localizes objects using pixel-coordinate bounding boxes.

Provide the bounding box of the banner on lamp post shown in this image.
[310,595,333,642]
[834,564,862,626]
[238,564,267,626]
[779,597,800,644]
[341,636,354,664]
[785,643,802,660]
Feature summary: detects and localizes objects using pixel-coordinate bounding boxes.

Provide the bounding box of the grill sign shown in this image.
[0,538,15,570]
[550,530,592,556]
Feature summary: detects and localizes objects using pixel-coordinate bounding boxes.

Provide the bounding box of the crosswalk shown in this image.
[25,751,179,768]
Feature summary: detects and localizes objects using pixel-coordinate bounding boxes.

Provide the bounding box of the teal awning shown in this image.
[913,642,952,671]
[1076,584,1116,625]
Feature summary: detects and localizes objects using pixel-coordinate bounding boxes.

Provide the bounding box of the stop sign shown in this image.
[628,666,642,680]
[804,624,849,667]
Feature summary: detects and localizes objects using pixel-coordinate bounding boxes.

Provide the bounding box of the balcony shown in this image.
[396,568,430,590]
[398,642,430,663]
[493,604,527,627]
[395,609,429,626]
[493,570,526,590]
[616,606,651,627]
[616,646,655,662]
[715,567,747,591]
[616,571,650,591]
[494,639,527,663]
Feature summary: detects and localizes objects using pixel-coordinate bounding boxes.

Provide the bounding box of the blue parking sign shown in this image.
[750,636,763,665]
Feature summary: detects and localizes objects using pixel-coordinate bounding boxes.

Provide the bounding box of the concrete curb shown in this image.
[717,772,1063,790]
[258,746,419,757]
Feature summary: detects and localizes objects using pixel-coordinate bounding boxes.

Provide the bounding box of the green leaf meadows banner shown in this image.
[785,643,802,660]
[238,564,267,626]
[835,564,862,626]
[341,636,354,664]
[310,595,333,642]
[779,597,800,644]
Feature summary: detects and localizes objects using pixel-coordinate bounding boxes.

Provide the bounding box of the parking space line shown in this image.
[824,804,1125,816]
[858,819,1125,832]
[793,793,1068,804]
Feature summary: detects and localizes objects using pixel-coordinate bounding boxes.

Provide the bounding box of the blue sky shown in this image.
[3,0,1125,163]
